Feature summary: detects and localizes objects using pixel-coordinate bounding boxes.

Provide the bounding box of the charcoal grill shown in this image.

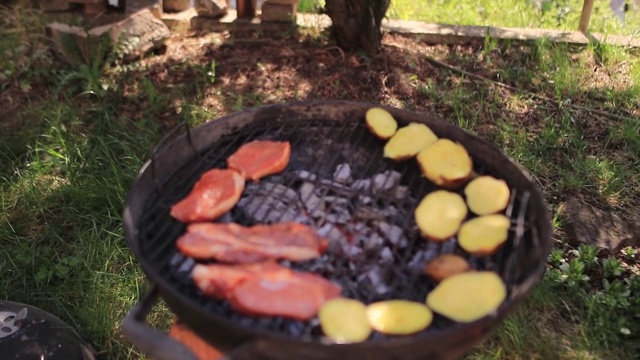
[121,100,551,360]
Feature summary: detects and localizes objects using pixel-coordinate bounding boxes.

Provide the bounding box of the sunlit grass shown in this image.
[389,0,640,36]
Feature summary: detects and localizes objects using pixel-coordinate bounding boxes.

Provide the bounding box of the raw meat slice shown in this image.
[192,262,342,320]
[176,222,328,263]
[227,140,291,182]
[170,169,245,223]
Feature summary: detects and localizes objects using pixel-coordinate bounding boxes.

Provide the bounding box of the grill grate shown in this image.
[137,116,537,341]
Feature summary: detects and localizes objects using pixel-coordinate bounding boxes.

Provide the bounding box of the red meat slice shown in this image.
[227,140,291,182]
[191,262,342,320]
[170,169,245,223]
[176,222,328,263]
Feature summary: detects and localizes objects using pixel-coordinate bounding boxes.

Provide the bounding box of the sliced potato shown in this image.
[426,271,506,323]
[319,298,371,343]
[366,300,433,335]
[461,215,510,254]
[458,214,510,256]
[464,176,511,215]
[424,254,471,281]
[383,123,438,161]
[417,139,473,188]
[365,107,398,139]
[414,190,467,241]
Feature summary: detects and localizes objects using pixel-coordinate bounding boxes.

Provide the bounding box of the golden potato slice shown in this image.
[464,176,511,215]
[426,271,507,323]
[319,298,371,343]
[383,123,438,161]
[366,300,433,335]
[458,214,510,256]
[414,190,468,241]
[417,139,473,188]
[424,254,471,281]
[365,107,398,140]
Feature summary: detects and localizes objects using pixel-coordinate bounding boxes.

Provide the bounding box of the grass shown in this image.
[2,2,640,360]
[388,0,640,36]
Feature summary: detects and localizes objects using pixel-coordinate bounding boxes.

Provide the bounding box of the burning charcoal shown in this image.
[333,163,352,184]
[380,247,394,263]
[354,206,384,221]
[323,196,350,207]
[357,195,374,205]
[341,242,363,258]
[441,238,457,253]
[408,250,428,271]
[394,185,409,200]
[317,223,347,244]
[299,182,326,217]
[352,179,371,191]
[326,207,352,224]
[360,268,390,295]
[371,171,402,193]
[361,231,385,251]
[245,182,298,202]
[383,206,400,218]
[290,170,317,182]
[376,222,407,247]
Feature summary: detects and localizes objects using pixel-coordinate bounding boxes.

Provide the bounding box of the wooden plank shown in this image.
[578,0,596,33]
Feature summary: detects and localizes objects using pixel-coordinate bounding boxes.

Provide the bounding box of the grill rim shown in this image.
[123,100,552,356]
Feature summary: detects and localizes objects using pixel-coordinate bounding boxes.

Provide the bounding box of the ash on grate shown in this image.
[234,163,418,300]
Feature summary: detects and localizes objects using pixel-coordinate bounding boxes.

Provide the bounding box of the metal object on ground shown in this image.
[122,100,552,360]
[0,300,96,360]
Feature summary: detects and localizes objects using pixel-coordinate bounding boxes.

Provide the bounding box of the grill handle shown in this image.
[121,285,198,360]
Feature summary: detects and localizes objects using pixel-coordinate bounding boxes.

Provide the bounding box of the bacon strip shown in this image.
[227,140,291,182]
[192,262,341,320]
[170,169,245,223]
[176,222,328,263]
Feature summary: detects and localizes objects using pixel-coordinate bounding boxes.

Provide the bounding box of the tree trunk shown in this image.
[324,0,390,56]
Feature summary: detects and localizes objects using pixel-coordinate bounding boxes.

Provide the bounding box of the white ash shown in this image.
[289,170,317,182]
[380,247,394,263]
[351,179,371,192]
[359,267,390,295]
[376,222,407,247]
[299,182,325,217]
[372,170,402,193]
[333,164,352,184]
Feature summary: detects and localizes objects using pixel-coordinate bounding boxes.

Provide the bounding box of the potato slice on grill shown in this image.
[464,176,511,215]
[417,139,472,189]
[414,190,467,241]
[458,214,510,256]
[383,123,438,161]
[365,107,398,139]
[366,300,433,335]
[424,254,471,281]
[426,271,506,323]
[319,298,371,343]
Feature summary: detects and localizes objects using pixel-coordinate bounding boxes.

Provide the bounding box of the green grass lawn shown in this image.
[1,2,639,359]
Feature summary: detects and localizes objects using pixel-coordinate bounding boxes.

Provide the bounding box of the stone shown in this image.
[559,197,639,254]
[195,0,228,18]
[260,1,296,22]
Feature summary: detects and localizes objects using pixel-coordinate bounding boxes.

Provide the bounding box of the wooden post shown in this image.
[578,0,595,33]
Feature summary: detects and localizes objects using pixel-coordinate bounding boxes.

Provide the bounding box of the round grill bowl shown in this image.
[122,100,552,360]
